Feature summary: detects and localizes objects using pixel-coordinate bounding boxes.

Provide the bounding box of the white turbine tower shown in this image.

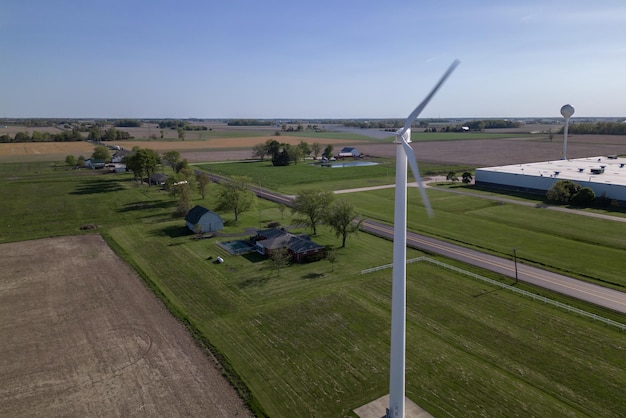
[560,104,575,160]
[387,60,459,418]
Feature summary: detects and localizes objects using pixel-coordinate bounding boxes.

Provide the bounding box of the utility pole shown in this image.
[513,248,519,283]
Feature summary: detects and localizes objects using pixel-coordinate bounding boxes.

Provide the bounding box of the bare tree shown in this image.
[271,248,290,276]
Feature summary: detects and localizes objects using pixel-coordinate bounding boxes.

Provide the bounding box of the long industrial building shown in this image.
[475,155,626,201]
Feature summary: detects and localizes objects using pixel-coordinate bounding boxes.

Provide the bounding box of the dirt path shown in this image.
[0,235,253,417]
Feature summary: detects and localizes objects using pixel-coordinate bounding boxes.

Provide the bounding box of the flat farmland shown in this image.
[0,135,366,163]
[0,141,96,162]
[0,235,253,418]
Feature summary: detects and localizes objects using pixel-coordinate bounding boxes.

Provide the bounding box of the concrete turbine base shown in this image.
[353,394,433,418]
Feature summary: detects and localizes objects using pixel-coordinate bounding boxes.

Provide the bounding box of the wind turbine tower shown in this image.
[387,60,459,418]
[561,104,575,160]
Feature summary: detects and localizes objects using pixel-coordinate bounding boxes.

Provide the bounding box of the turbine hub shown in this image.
[395,129,411,144]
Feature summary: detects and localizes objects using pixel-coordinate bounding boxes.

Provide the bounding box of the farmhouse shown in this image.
[338,147,360,158]
[149,173,168,186]
[185,205,224,234]
[253,228,324,263]
[475,156,626,202]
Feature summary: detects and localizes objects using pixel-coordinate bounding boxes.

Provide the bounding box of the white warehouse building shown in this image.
[475,155,626,202]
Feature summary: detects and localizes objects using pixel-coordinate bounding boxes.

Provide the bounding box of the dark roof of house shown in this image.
[256,229,324,254]
[185,205,222,224]
[340,147,357,153]
[150,173,168,182]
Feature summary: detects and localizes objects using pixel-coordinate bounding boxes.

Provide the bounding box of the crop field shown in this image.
[1,136,626,417]
[0,235,252,417]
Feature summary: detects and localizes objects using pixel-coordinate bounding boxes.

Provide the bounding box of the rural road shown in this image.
[360,219,626,315]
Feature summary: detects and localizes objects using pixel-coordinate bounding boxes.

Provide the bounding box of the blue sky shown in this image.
[2,0,625,118]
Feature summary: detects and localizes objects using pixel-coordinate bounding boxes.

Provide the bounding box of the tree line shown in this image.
[1,130,83,142]
[158,120,208,130]
[251,139,332,166]
[566,121,626,135]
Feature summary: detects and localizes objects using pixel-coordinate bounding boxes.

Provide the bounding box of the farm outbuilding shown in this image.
[338,147,360,158]
[475,156,626,202]
[185,205,224,234]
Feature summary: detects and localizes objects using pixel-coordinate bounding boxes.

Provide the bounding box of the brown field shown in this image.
[0,130,624,167]
[0,126,65,136]
[0,235,253,417]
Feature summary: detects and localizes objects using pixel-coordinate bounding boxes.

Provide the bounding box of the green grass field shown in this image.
[195,160,474,194]
[341,187,626,290]
[1,160,625,417]
[107,220,625,417]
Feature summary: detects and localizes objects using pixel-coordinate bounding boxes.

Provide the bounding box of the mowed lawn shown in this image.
[108,221,625,417]
[341,187,626,290]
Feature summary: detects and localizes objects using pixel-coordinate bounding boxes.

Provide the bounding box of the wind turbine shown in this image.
[387,60,459,418]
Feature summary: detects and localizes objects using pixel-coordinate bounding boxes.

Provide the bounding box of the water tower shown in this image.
[561,104,575,160]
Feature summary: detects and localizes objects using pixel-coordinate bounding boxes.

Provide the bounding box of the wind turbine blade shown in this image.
[398,59,460,137]
[401,137,433,217]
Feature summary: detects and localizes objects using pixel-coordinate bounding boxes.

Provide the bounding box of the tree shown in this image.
[325,200,363,248]
[462,171,473,184]
[65,155,76,167]
[291,188,334,235]
[77,155,86,168]
[92,145,110,161]
[326,248,337,272]
[160,129,164,139]
[174,183,193,217]
[278,203,286,219]
[271,143,291,166]
[546,180,581,203]
[103,127,117,141]
[571,187,595,206]
[215,176,256,222]
[177,128,185,141]
[124,147,159,184]
[88,126,102,141]
[14,131,30,142]
[196,172,211,199]
[270,248,290,277]
[311,142,322,159]
[175,158,189,174]
[288,144,301,165]
[265,139,280,157]
[162,150,181,169]
[446,171,458,182]
[323,144,334,160]
[297,140,311,162]
[252,143,267,161]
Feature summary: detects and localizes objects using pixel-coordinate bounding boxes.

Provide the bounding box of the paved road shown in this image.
[205,172,626,314]
[361,220,626,315]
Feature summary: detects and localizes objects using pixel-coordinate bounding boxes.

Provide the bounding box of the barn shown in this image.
[185,205,224,234]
